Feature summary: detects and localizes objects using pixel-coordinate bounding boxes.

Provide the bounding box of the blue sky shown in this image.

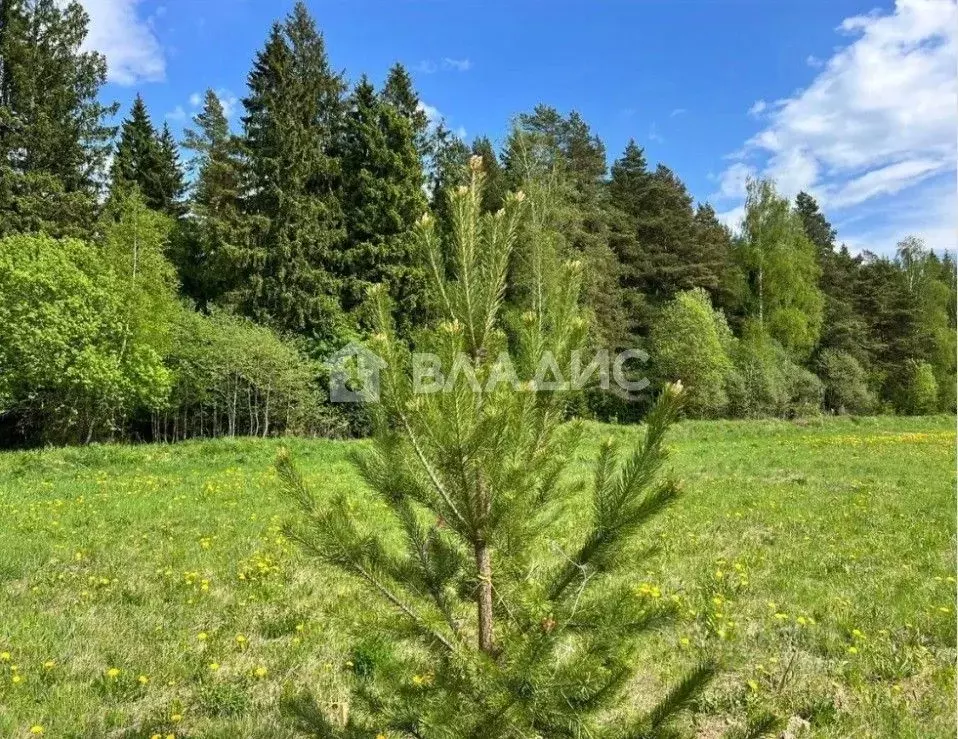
[85,0,956,254]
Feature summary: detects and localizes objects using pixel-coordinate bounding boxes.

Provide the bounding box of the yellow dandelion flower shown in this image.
[43,660,55,670]
[12,674,23,684]
[138,675,149,685]
[170,713,183,722]
[847,646,859,654]
[208,662,220,671]
[30,726,44,736]
[253,666,268,678]
[0,652,10,662]
[197,632,208,641]
[106,667,121,678]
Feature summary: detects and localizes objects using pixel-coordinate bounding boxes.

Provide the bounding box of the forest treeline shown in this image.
[0,0,954,445]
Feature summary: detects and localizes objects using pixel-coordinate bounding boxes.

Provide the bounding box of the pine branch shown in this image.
[621,661,716,739]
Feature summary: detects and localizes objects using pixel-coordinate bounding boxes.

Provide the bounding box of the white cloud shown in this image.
[189,92,202,108]
[714,0,957,251]
[413,57,472,74]
[442,57,472,72]
[670,107,687,118]
[455,125,467,140]
[165,105,186,122]
[78,0,165,85]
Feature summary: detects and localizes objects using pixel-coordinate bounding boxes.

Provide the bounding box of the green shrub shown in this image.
[161,308,343,440]
[0,234,171,443]
[650,288,733,417]
[818,350,875,414]
[896,359,939,415]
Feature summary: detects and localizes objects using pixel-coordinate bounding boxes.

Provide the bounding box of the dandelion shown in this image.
[208,662,220,671]
[235,634,247,646]
[30,726,44,736]
[0,651,10,661]
[171,713,183,723]
[138,674,149,685]
[253,666,268,678]
[43,660,55,670]
[12,674,23,684]
[106,667,121,679]
[847,646,859,654]
[197,632,208,641]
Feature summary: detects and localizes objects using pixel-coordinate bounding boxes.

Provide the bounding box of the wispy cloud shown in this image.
[414,57,473,74]
[79,0,165,85]
[669,108,687,118]
[712,0,957,252]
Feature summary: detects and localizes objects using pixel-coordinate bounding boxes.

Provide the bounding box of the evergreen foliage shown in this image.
[177,89,248,306]
[339,76,428,330]
[238,2,349,345]
[278,161,716,736]
[0,0,115,238]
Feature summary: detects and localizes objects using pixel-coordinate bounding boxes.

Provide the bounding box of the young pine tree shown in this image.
[277,159,773,737]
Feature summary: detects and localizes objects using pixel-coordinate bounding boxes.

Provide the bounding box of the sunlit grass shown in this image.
[0,415,954,737]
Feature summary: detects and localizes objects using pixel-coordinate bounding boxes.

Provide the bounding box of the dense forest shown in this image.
[0,0,954,446]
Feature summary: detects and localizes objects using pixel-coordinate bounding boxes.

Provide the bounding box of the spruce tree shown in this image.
[277,159,752,737]
[381,62,430,157]
[0,0,115,237]
[177,89,247,306]
[109,94,175,212]
[239,3,349,346]
[340,75,428,330]
[156,122,186,216]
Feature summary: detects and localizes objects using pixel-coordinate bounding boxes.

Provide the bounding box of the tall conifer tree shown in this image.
[340,76,428,330]
[239,3,349,345]
[0,0,115,237]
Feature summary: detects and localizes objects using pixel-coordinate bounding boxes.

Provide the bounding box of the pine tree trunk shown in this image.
[474,540,495,654]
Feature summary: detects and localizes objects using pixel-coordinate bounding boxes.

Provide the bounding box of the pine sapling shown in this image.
[278,157,765,737]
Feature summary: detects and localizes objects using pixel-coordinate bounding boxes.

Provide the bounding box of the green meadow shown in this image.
[0,415,954,738]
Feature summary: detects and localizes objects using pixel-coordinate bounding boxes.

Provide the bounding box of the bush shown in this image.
[0,234,171,443]
[160,308,344,440]
[818,350,875,414]
[650,288,733,417]
[895,359,939,415]
[727,323,822,418]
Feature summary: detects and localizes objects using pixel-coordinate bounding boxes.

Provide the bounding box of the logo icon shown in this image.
[325,341,387,403]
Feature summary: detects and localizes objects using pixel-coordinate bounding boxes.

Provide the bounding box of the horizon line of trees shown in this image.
[0,0,954,446]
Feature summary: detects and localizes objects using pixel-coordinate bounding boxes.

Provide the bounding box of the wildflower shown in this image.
[747,679,759,692]
[30,727,44,736]
[43,660,55,670]
[847,646,859,654]
[171,713,183,722]
[197,632,208,641]
[253,666,268,678]
[208,662,220,671]
[138,675,149,685]
[0,651,10,662]
[106,667,121,679]
[12,674,23,684]
[235,634,247,646]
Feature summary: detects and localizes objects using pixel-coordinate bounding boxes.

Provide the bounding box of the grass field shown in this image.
[0,415,954,738]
